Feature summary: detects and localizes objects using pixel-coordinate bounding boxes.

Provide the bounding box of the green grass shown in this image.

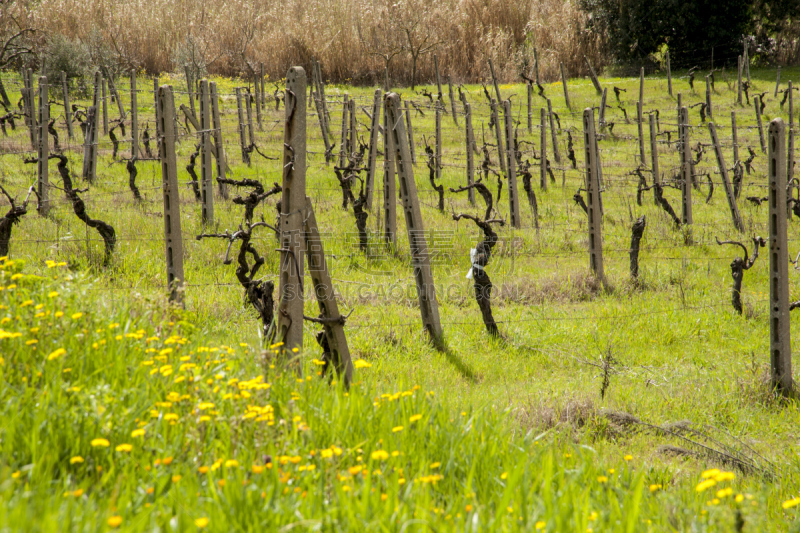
[1,66,800,530]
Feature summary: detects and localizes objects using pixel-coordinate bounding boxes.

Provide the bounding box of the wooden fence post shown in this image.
[235,88,250,165]
[560,62,571,110]
[276,67,307,353]
[338,94,349,167]
[366,89,381,210]
[434,55,444,111]
[768,117,792,395]
[348,98,356,157]
[679,106,693,228]
[153,77,160,133]
[260,62,265,110]
[649,113,660,205]
[62,71,74,140]
[130,70,139,159]
[316,62,331,130]
[490,99,507,175]
[744,42,751,83]
[637,100,646,165]
[540,107,547,191]
[775,66,781,97]
[37,77,49,216]
[435,104,442,180]
[705,76,713,120]
[102,76,109,135]
[755,95,766,153]
[465,102,476,205]
[547,99,560,163]
[488,59,502,103]
[311,64,332,161]
[666,51,672,97]
[107,74,125,119]
[199,79,214,225]
[708,122,743,231]
[383,94,396,246]
[404,101,416,165]
[157,85,185,306]
[448,76,458,126]
[385,92,443,348]
[505,100,520,228]
[584,56,602,95]
[24,68,37,149]
[209,81,228,199]
[639,67,644,105]
[583,108,604,282]
[534,47,540,85]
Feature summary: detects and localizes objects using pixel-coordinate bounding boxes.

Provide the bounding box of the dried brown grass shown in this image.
[25,0,606,84]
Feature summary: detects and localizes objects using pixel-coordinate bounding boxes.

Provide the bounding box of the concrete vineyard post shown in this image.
[365,89,381,210]
[199,80,214,225]
[404,101,416,165]
[157,85,185,307]
[505,100,520,228]
[465,102,476,205]
[385,92,443,348]
[649,113,660,205]
[548,99,560,163]
[62,72,74,140]
[209,82,228,199]
[708,122,743,232]
[37,77,49,216]
[679,107,693,228]
[276,67,307,353]
[383,95,396,246]
[130,71,139,159]
[540,107,547,191]
[789,81,795,186]
[583,108,604,282]
[560,62,571,110]
[768,118,792,395]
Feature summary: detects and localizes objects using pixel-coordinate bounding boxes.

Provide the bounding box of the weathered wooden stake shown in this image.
[254,75,263,131]
[348,98,356,156]
[199,79,214,225]
[638,67,644,104]
[235,88,250,165]
[527,83,533,133]
[547,99,560,163]
[434,55,444,111]
[130,71,139,159]
[465,102,476,205]
[488,59,502,103]
[37,77,49,216]
[731,111,740,168]
[82,73,100,182]
[584,55,602,95]
[62,71,74,140]
[316,61,331,129]
[157,85,185,306]
[599,88,607,127]
[185,66,196,120]
[245,87,256,149]
[276,67,307,352]
[768,117,792,395]
[789,81,795,186]
[744,42,751,83]
[755,95,766,153]
[775,66,781,97]
[737,56,743,105]
[534,47,540,85]
[708,122,743,232]
[649,113,660,205]
[505,100,520,228]
[560,62,571,110]
[365,89,381,210]
[153,77,161,134]
[385,92,443,347]
[583,108,604,281]
[540,107,547,191]
[260,62,265,110]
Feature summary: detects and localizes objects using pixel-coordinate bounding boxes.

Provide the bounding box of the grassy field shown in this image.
[2,65,800,530]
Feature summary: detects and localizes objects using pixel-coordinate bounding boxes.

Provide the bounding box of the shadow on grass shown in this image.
[436,336,479,383]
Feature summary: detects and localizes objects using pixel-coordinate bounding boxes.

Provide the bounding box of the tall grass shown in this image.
[26,0,605,84]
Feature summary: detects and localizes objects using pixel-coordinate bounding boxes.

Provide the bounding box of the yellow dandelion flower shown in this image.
[783,497,800,509]
[115,444,133,452]
[131,429,145,438]
[409,414,422,423]
[47,348,66,361]
[535,521,546,530]
[695,479,717,492]
[597,476,608,483]
[370,450,389,461]
[70,456,84,464]
[624,455,633,461]
[649,484,662,493]
[195,517,209,528]
[353,359,372,369]
[107,516,123,528]
[224,459,239,468]
[71,312,83,320]
[392,426,403,433]
[90,438,110,448]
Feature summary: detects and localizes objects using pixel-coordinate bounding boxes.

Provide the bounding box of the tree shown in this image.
[0,0,35,108]
[394,1,443,90]
[357,3,405,87]
[580,0,752,68]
